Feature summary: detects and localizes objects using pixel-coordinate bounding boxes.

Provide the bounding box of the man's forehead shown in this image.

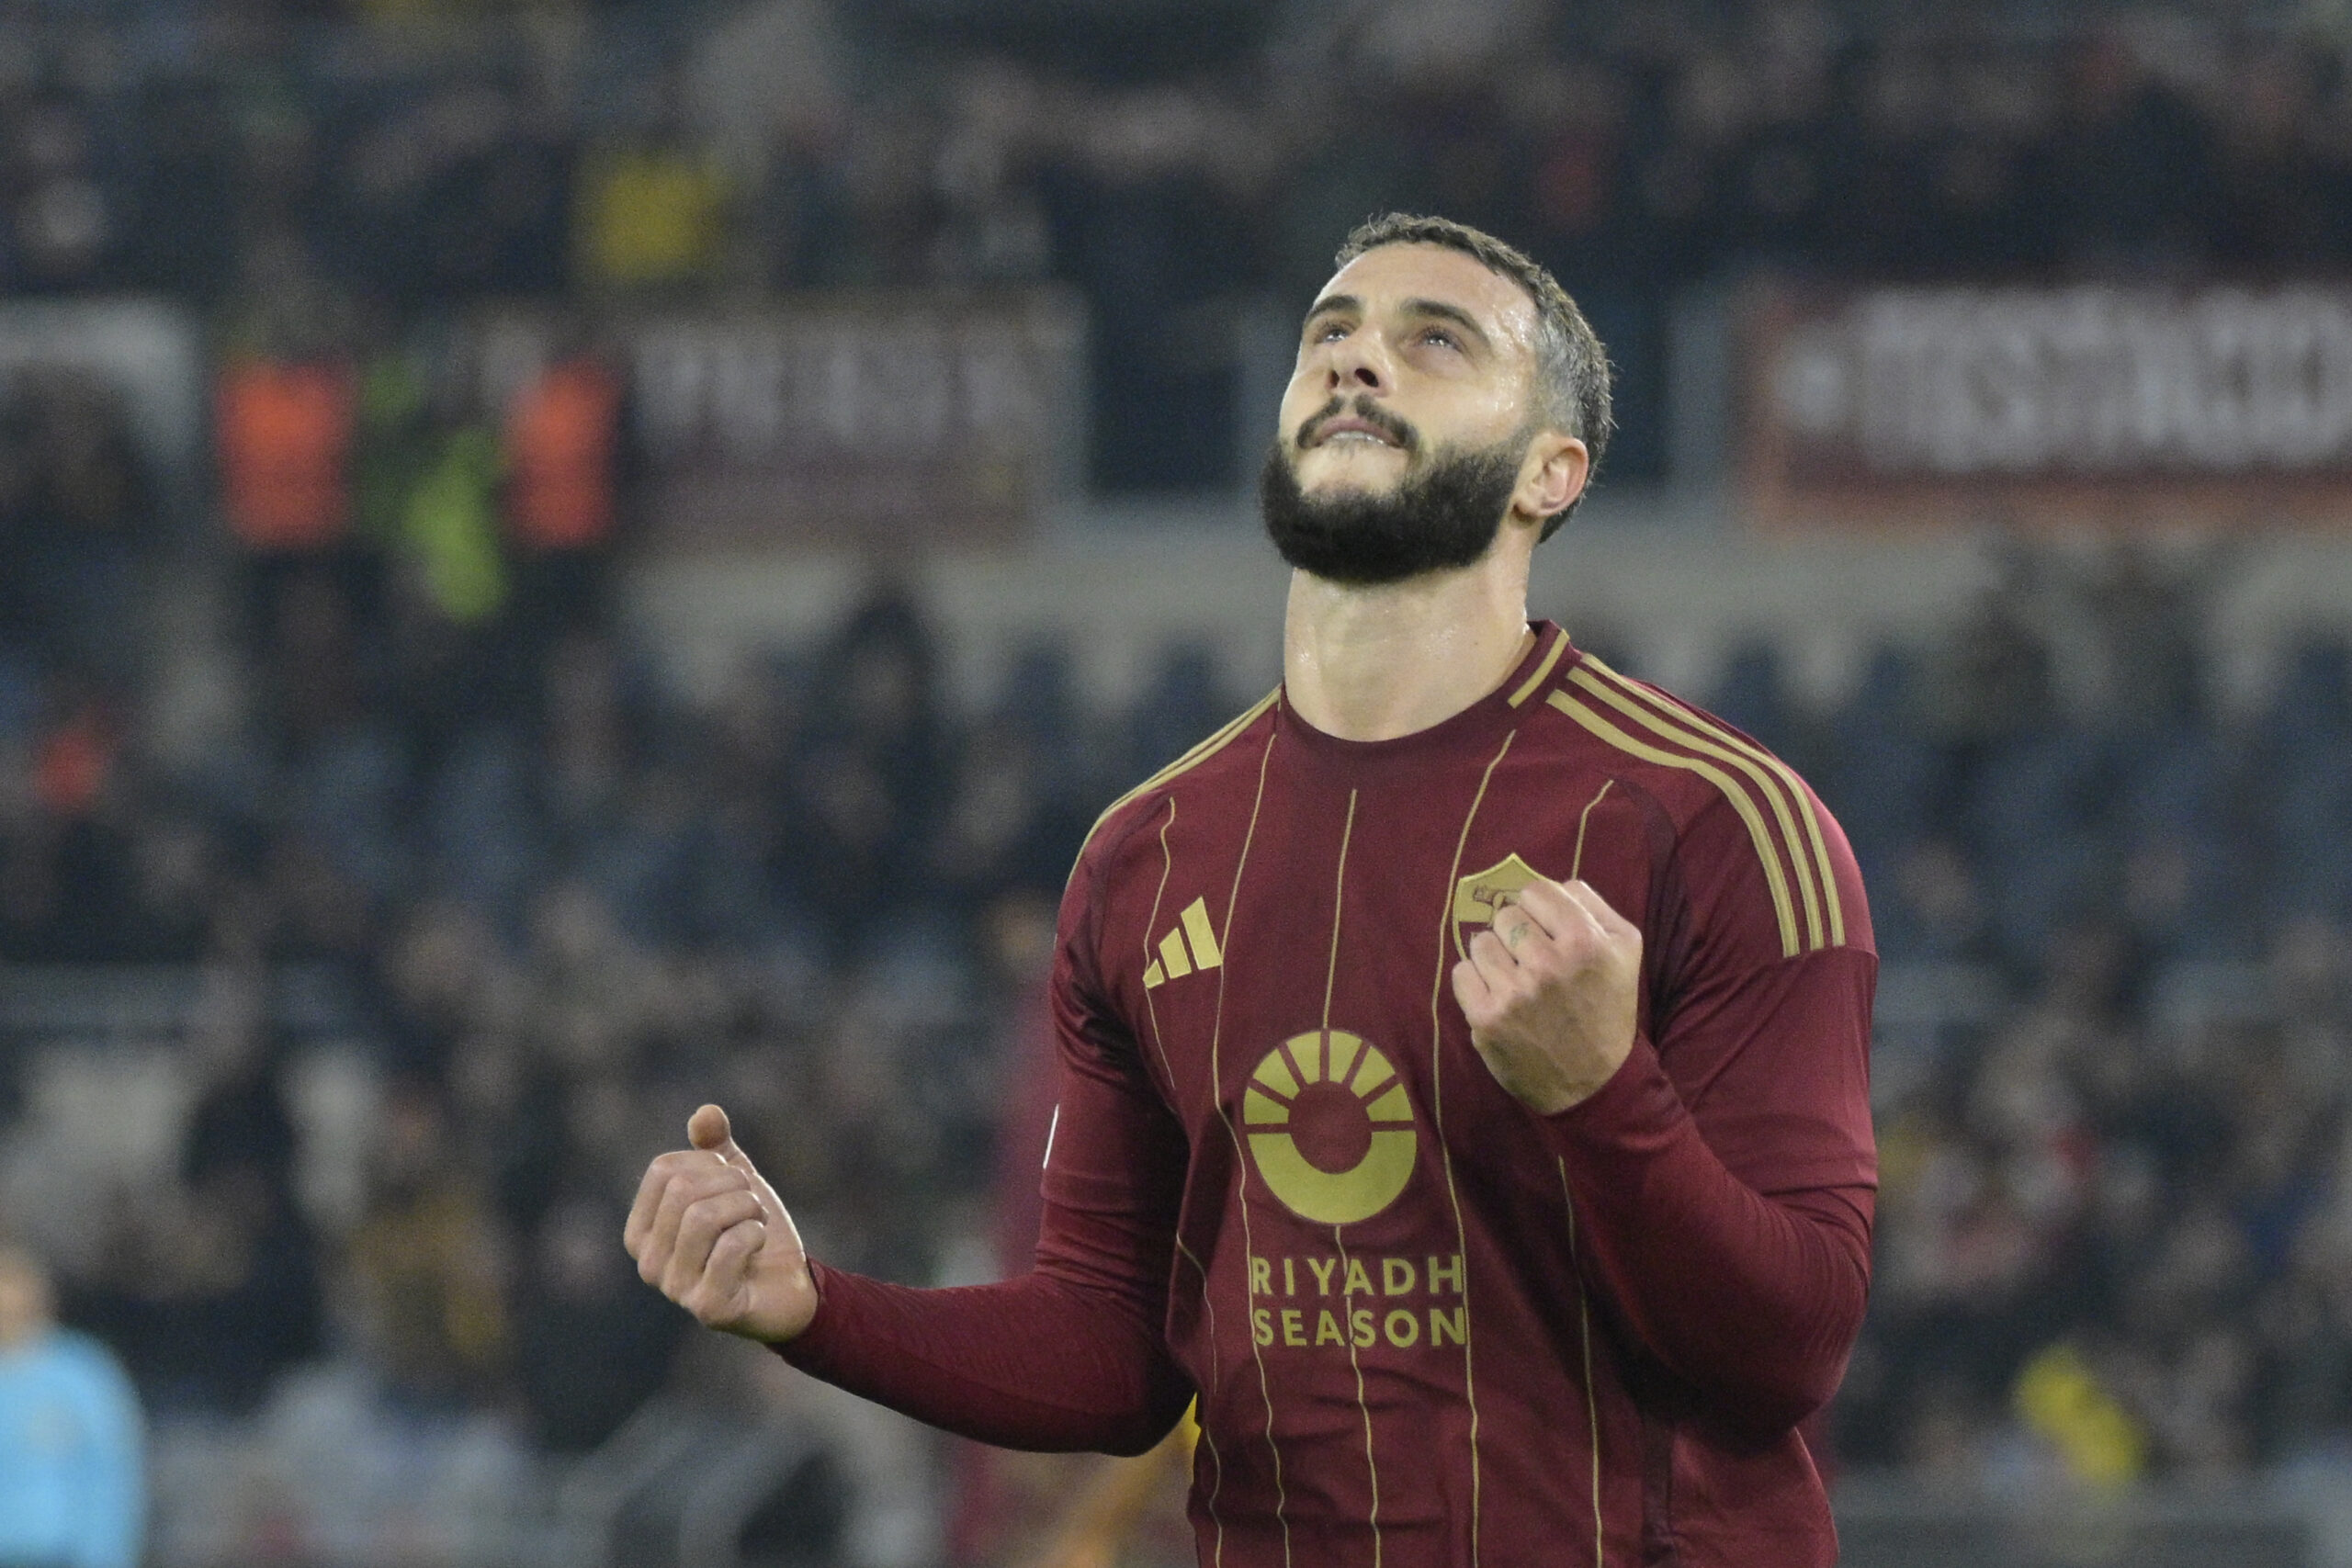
[1314,243,1539,344]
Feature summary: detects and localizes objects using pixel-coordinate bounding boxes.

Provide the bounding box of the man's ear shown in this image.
[1512,432,1589,526]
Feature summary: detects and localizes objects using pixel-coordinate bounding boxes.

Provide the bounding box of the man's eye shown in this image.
[1421,328,1459,349]
[1315,322,1350,343]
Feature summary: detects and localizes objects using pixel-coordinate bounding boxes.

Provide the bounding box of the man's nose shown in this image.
[1326,333,1391,393]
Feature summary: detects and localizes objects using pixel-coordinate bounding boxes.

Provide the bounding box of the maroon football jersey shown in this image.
[786,624,1877,1568]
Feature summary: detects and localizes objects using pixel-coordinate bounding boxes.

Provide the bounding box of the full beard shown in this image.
[1260,433,1525,587]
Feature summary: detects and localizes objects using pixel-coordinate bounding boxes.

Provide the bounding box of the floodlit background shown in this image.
[3,0,2352,1564]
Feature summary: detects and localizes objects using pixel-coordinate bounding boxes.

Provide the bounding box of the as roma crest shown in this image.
[1452,852,1549,960]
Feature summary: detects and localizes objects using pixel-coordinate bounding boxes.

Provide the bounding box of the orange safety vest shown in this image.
[216,360,356,550]
[503,358,622,551]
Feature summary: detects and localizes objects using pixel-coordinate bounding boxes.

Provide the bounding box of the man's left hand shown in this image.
[1451,878,1642,1115]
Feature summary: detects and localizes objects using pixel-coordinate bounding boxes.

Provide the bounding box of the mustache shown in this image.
[1294,394,1419,455]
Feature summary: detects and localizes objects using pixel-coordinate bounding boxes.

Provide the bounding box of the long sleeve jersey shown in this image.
[786,625,1878,1568]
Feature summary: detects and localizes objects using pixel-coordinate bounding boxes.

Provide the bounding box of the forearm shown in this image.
[779,1258,1193,1455]
[1545,1032,1871,1433]
[777,851,1198,1455]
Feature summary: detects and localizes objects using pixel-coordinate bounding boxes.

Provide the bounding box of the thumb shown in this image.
[689,1103,786,1223]
[688,1102,740,1156]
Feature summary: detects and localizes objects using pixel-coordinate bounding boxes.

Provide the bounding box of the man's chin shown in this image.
[1293,452,1411,498]
[1294,484,1398,513]
[1260,434,1517,584]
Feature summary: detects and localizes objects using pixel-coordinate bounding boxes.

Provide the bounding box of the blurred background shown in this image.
[3,0,2352,1563]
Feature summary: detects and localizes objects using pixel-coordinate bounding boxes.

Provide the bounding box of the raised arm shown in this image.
[625,1032,1194,1452]
[624,854,1197,1455]
[774,1016,1197,1454]
[1453,846,1876,1434]
[1536,948,1875,1434]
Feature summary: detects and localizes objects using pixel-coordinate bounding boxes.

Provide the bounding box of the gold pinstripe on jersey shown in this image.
[1429,728,1518,1568]
[1316,791,1385,1568]
[1565,782,1608,1568]
[1204,722,1295,1568]
[1134,800,1229,1568]
[1069,690,1283,882]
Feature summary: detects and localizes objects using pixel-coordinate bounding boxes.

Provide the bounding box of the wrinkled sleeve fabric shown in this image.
[781,835,1195,1455]
[1540,792,1879,1438]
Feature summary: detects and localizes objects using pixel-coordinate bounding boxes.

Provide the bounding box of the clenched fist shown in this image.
[1451,877,1642,1115]
[623,1104,819,1343]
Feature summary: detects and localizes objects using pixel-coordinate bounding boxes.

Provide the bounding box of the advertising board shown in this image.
[1741,282,2352,527]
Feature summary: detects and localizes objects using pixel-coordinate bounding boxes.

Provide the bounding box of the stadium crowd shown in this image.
[6,0,2352,483]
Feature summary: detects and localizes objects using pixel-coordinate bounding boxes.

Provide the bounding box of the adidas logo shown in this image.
[1143,897,1225,988]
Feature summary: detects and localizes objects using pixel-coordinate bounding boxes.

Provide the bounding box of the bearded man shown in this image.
[628,213,1877,1568]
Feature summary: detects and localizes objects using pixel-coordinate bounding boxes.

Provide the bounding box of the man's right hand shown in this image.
[624,1104,819,1343]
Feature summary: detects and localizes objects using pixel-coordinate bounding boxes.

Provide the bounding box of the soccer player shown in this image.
[627,213,1877,1567]
[0,1243,144,1568]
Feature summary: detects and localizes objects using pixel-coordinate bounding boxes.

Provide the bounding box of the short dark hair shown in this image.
[1334,213,1613,537]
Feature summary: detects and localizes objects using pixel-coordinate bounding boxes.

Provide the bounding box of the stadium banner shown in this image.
[1739,281,2352,528]
[475,289,1085,545]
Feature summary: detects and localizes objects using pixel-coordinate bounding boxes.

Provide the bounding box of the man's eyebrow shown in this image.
[1300,292,1497,350]
[1399,298,1494,350]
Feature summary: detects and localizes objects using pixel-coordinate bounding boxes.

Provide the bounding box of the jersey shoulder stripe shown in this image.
[1570,657,1845,949]
[1544,686,1805,958]
[1067,689,1282,883]
[1563,658,1844,950]
[1506,625,1573,707]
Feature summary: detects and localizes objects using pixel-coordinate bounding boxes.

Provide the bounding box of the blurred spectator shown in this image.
[1,98,119,295]
[344,1083,510,1410]
[164,967,324,1411]
[342,87,574,303]
[2263,637,2352,925]
[61,967,325,1416]
[572,95,730,293]
[2041,30,2219,269]
[509,1191,685,1452]
[395,423,507,630]
[0,374,153,682]
[0,679,141,963]
[0,1242,143,1568]
[1122,641,1233,784]
[935,718,1082,910]
[503,345,624,645]
[789,584,948,957]
[217,356,357,555]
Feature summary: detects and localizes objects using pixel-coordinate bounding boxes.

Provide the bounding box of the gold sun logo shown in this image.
[1242,1031,1418,1225]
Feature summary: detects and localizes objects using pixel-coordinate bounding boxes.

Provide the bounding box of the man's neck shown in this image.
[1282,555,1535,742]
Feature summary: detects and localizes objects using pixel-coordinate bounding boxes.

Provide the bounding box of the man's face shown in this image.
[1280,243,1545,500]
[1263,243,1551,583]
